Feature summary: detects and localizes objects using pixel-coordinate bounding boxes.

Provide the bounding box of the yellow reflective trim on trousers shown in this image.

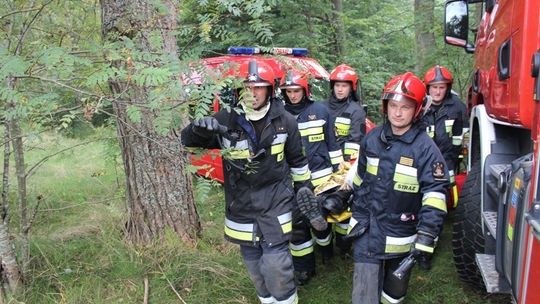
[385,243,412,253]
[507,224,514,241]
[311,175,329,187]
[393,172,418,185]
[225,149,250,160]
[271,143,284,155]
[423,197,447,212]
[292,171,310,182]
[290,246,314,257]
[452,137,462,145]
[415,243,434,253]
[224,226,259,242]
[315,234,332,246]
[334,225,348,235]
[427,131,434,138]
[452,185,459,208]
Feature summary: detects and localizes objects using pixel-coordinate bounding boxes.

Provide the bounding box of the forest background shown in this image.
[0,0,506,303]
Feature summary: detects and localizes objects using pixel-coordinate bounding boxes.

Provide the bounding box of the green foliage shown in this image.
[126,105,142,124]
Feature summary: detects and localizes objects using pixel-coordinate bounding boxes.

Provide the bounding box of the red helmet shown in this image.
[279,70,310,96]
[330,64,360,101]
[381,72,427,120]
[423,65,453,85]
[239,60,276,95]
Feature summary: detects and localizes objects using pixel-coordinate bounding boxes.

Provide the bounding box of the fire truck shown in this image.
[444,0,540,302]
[190,47,376,182]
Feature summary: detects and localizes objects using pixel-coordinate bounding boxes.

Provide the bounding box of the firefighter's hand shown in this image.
[342,219,366,241]
[192,117,224,136]
[411,231,436,258]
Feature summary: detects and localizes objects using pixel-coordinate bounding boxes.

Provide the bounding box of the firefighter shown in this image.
[280,70,344,284]
[422,65,468,200]
[324,64,367,254]
[325,64,367,161]
[181,60,314,304]
[346,72,449,304]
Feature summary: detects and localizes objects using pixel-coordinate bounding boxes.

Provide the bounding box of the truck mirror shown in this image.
[444,0,469,48]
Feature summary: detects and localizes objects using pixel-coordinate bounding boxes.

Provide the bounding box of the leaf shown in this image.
[0,55,30,77]
[131,66,172,86]
[126,105,142,124]
[153,113,172,136]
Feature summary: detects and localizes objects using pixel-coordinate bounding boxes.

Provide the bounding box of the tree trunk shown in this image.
[100,0,201,244]
[0,78,23,293]
[332,0,345,60]
[2,124,10,223]
[414,0,436,73]
[0,221,22,293]
[9,116,29,273]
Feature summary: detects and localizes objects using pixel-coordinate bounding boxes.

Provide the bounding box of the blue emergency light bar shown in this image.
[227,46,309,57]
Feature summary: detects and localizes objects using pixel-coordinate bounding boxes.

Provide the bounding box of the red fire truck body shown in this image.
[445,0,540,302]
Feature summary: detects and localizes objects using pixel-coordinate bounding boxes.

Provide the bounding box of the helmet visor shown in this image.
[244,80,272,87]
[381,92,415,104]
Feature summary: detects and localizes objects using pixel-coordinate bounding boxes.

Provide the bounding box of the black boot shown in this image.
[296,187,327,231]
[417,254,432,271]
[294,270,316,286]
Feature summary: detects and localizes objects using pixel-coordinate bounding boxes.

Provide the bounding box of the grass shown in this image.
[6,131,511,303]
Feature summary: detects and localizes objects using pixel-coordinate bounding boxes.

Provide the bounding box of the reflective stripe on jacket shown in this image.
[295,100,343,186]
[420,94,465,172]
[325,97,366,160]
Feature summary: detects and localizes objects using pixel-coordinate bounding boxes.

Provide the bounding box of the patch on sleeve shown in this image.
[432,161,446,180]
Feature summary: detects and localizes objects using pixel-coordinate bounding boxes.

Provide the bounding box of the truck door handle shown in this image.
[498,39,511,80]
[526,203,540,241]
[532,49,540,101]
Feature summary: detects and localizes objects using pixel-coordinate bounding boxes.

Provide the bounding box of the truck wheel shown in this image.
[452,160,486,290]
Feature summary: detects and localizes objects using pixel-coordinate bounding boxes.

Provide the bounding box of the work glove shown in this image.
[411,231,436,259]
[192,117,222,137]
[342,217,367,241]
[321,190,351,215]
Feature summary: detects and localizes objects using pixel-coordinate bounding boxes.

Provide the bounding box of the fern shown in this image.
[126,105,142,123]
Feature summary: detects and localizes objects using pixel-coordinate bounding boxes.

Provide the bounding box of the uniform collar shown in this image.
[381,121,422,144]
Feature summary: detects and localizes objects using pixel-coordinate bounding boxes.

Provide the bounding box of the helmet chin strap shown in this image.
[241,100,271,121]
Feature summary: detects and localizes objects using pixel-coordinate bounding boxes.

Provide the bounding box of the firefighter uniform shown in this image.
[285,97,344,280]
[182,99,310,304]
[326,96,366,161]
[325,95,366,253]
[349,122,449,304]
[421,94,466,209]
[421,93,465,173]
